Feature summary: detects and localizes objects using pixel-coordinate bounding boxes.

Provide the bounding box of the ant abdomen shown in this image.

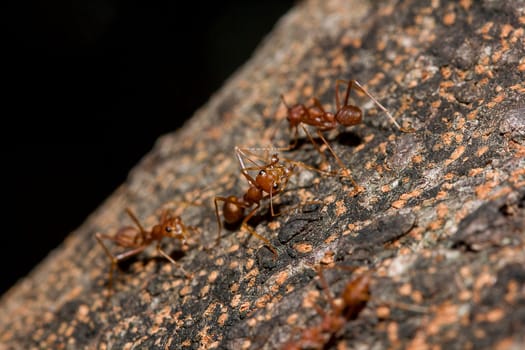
[223,197,245,224]
[335,105,362,126]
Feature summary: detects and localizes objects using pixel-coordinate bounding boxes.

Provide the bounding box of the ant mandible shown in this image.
[280,79,414,193]
[96,208,195,290]
[281,266,371,350]
[214,147,326,257]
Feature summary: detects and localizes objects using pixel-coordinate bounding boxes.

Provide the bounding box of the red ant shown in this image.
[214,147,326,257]
[96,208,196,290]
[279,79,414,193]
[281,266,371,350]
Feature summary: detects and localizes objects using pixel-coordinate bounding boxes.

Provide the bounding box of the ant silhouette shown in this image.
[96,207,196,290]
[281,265,428,349]
[279,79,414,193]
[214,147,326,257]
[281,266,371,350]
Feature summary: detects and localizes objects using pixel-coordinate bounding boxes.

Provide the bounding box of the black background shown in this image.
[4,1,295,295]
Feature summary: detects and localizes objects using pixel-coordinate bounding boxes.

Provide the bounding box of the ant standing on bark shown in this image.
[96,208,196,290]
[279,79,414,194]
[281,266,371,350]
[214,147,326,257]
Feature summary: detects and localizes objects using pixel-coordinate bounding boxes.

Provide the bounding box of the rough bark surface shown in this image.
[1,1,524,349]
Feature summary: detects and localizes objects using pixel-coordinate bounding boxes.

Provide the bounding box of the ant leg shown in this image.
[96,233,147,290]
[96,233,119,290]
[213,197,226,245]
[125,208,148,242]
[300,124,333,169]
[241,204,278,258]
[315,129,363,195]
[352,80,414,132]
[316,265,339,312]
[156,243,193,279]
[335,79,350,111]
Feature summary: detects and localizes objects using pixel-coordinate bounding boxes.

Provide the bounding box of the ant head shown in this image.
[161,217,186,240]
[281,94,305,128]
[255,169,281,195]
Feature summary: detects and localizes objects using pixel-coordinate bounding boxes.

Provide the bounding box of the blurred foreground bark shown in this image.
[1,0,524,349]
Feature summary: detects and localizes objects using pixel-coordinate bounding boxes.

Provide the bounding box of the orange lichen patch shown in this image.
[321,251,335,265]
[474,180,498,200]
[399,188,423,201]
[324,194,337,204]
[301,84,314,97]
[239,301,251,313]
[387,321,399,344]
[331,54,347,69]
[391,199,406,209]
[412,154,423,164]
[275,270,289,287]
[443,12,456,26]
[443,173,455,181]
[500,24,514,38]
[244,268,259,281]
[473,271,496,303]
[381,184,392,193]
[203,303,217,318]
[487,93,505,108]
[460,0,472,10]
[229,260,239,269]
[479,21,495,35]
[324,234,338,244]
[179,285,192,297]
[245,258,255,270]
[458,290,472,301]
[294,243,313,253]
[286,313,298,326]
[303,289,321,308]
[436,190,448,200]
[255,294,271,309]
[340,34,361,48]
[227,244,240,254]
[376,305,391,319]
[475,308,505,323]
[476,146,489,157]
[440,66,453,80]
[267,221,280,231]
[411,290,424,303]
[440,80,455,89]
[436,203,449,219]
[427,219,444,231]
[468,168,484,177]
[399,283,412,296]
[467,109,478,120]
[505,280,519,303]
[335,200,347,215]
[200,285,210,297]
[208,270,219,283]
[231,294,241,308]
[444,145,466,166]
[427,302,460,335]
[215,257,225,266]
[509,141,525,160]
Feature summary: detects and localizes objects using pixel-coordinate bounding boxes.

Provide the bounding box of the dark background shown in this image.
[4,1,295,295]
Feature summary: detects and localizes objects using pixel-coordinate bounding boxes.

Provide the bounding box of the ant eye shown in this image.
[273,183,279,189]
[259,170,266,176]
[165,226,172,233]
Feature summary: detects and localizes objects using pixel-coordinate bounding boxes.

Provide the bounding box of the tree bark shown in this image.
[1,0,524,349]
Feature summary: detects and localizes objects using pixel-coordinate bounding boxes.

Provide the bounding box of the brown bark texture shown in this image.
[1,0,524,349]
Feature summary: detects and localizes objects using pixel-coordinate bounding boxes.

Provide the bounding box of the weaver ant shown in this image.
[96,208,196,290]
[214,147,326,257]
[281,265,427,349]
[279,79,413,193]
[281,266,371,350]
